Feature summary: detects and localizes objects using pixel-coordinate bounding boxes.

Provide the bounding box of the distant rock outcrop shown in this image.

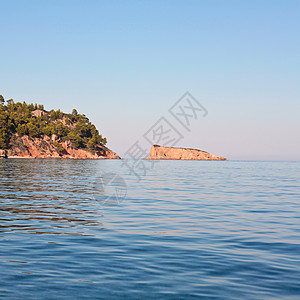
[147,145,226,160]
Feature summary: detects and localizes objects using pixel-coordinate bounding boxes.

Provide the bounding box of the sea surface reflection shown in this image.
[0,159,299,299]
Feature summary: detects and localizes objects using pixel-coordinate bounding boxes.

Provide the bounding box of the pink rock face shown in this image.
[31,110,47,118]
[147,145,226,160]
[6,135,120,159]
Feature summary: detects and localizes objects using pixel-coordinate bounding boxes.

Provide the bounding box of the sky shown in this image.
[1,0,299,160]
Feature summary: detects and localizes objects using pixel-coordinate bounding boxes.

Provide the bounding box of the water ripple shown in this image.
[0,159,299,299]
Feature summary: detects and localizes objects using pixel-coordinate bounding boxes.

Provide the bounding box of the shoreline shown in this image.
[2,156,119,160]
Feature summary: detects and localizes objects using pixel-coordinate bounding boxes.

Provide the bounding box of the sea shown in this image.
[0,159,299,299]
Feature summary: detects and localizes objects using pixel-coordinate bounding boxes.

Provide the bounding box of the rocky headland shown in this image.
[147,145,226,160]
[0,99,120,159]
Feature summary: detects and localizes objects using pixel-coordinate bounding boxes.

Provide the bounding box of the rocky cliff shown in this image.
[6,135,120,159]
[0,149,7,159]
[147,145,226,160]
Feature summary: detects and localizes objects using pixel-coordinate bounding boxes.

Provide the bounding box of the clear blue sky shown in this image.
[1,0,299,160]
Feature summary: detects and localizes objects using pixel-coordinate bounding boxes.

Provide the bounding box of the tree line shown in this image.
[0,95,107,150]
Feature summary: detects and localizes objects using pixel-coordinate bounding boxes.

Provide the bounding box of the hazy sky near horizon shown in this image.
[1,0,299,160]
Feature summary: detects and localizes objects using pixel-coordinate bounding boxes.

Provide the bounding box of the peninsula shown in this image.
[147,145,226,160]
[0,98,120,159]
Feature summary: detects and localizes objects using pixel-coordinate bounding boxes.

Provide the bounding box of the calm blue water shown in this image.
[0,159,299,299]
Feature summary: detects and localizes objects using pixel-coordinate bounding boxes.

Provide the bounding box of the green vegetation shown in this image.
[53,141,65,152]
[0,95,107,150]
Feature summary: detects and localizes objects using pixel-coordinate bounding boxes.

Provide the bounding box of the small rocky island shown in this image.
[0,97,120,159]
[148,145,226,160]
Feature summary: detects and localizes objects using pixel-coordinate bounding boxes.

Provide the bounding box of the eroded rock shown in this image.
[147,145,226,160]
